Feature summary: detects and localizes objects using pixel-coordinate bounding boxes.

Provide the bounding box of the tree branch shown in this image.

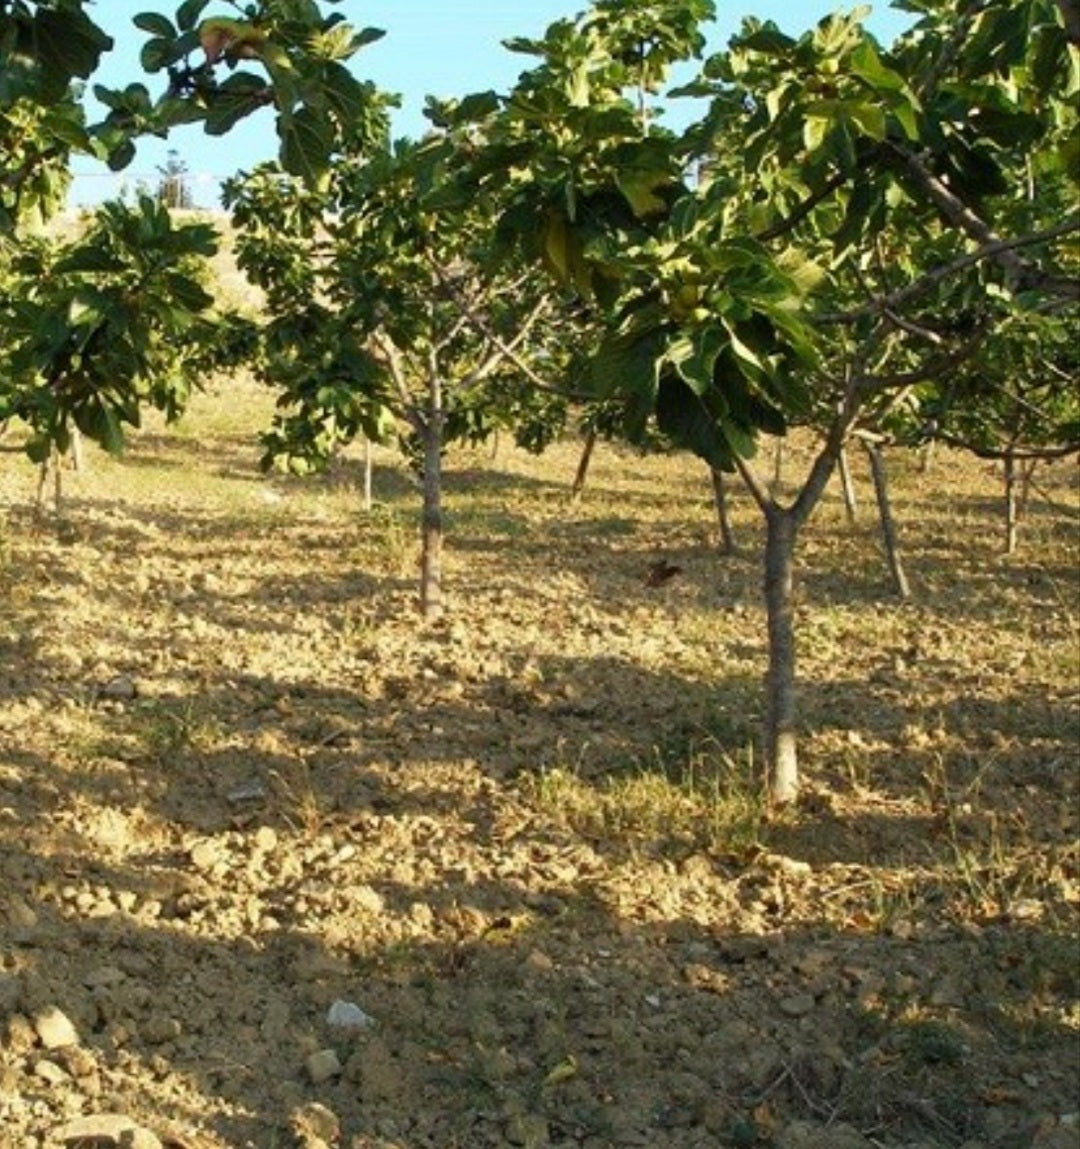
[817,214,1080,324]
[885,142,1080,300]
[754,170,849,243]
[931,430,1080,462]
[733,452,773,514]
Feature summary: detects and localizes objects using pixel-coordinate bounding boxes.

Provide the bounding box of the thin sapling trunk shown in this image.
[762,506,800,803]
[419,375,445,620]
[837,446,858,523]
[362,438,373,513]
[570,429,597,502]
[710,466,737,553]
[863,440,911,599]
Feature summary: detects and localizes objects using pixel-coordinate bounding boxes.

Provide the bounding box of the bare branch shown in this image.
[882,307,945,345]
[931,430,1080,462]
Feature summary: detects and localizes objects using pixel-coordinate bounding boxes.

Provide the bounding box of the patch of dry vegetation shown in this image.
[0,376,1077,1148]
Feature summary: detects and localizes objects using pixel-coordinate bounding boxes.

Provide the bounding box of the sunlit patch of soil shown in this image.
[0,384,1077,1148]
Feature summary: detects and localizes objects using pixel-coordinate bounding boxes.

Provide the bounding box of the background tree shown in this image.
[156,147,194,209]
[0,0,391,469]
[225,142,573,619]
[0,195,221,466]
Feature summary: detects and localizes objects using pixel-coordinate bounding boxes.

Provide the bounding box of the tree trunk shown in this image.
[362,438,373,512]
[710,467,737,553]
[770,436,785,495]
[36,448,65,516]
[69,427,84,474]
[570,429,597,502]
[763,506,800,804]
[837,446,858,523]
[864,441,911,599]
[918,440,936,474]
[1003,451,1018,556]
[419,378,445,620]
[1018,458,1037,522]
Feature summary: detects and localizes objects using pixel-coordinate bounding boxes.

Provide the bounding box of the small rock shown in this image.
[717,936,770,963]
[684,963,730,994]
[523,949,554,974]
[6,894,39,931]
[253,825,279,852]
[189,840,222,872]
[140,1014,181,1045]
[306,1048,343,1084]
[54,1113,162,1148]
[762,853,812,876]
[100,675,138,701]
[34,1057,68,1084]
[778,994,816,1018]
[327,1000,375,1031]
[34,1006,79,1050]
[227,780,267,805]
[58,1044,98,1081]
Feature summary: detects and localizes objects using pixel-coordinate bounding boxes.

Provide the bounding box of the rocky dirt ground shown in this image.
[0,381,1077,1149]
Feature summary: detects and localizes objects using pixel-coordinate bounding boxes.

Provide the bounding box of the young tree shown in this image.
[225,143,571,619]
[446,0,1078,801]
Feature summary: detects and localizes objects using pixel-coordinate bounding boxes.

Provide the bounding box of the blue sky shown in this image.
[70,0,913,208]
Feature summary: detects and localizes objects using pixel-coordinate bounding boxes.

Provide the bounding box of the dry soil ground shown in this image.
[0,380,1077,1149]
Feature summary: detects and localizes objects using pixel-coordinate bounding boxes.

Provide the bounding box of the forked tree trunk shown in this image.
[763,506,799,804]
[570,429,597,502]
[419,378,445,620]
[710,467,737,553]
[863,440,911,599]
[837,446,858,523]
[737,407,857,804]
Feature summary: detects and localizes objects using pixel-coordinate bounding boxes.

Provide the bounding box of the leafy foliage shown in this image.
[0,196,222,458]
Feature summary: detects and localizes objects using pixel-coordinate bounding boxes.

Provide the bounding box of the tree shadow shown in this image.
[2,806,1075,1147]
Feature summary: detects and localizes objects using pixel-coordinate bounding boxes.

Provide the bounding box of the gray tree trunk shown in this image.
[362,438,373,512]
[419,377,445,620]
[763,507,799,804]
[710,467,737,553]
[864,441,911,599]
